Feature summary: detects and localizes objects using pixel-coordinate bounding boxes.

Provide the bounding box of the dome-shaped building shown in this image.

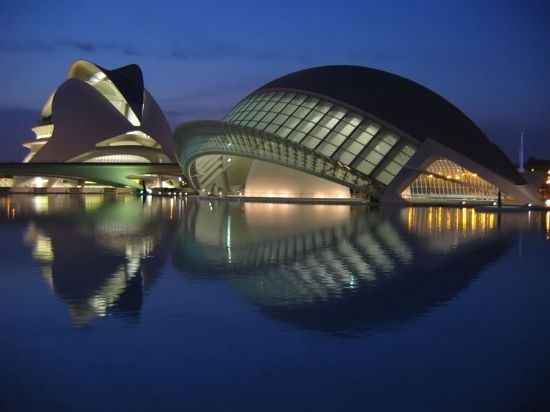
[174,66,539,204]
[18,60,179,190]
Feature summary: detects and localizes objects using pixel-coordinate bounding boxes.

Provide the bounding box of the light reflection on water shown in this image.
[1,194,541,331]
[1,195,549,411]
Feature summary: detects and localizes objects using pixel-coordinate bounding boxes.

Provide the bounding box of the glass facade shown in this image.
[402,159,498,201]
[224,91,418,186]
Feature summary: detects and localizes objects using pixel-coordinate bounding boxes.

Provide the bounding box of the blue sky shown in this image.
[0,0,548,161]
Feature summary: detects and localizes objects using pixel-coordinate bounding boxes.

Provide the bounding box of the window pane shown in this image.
[336,150,356,164]
[382,160,402,175]
[262,112,277,123]
[265,124,279,134]
[272,113,288,126]
[345,114,363,126]
[296,120,315,134]
[306,111,324,124]
[334,122,356,136]
[282,104,298,115]
[328,106,346,119]
[302,135,321,149]
[351,129,374,146]
[310,125,330,140]
[277,127,293,138]
[325,131,347,147]
[302,96,319,108]
[382,133,398,146]
[356,160,375,175]
[280,93,295,103]
[283,116,301,129]
[319,115,339,129]
[291,94,306,106]
[403,145,416,156]
[293,106,311,119]
[288,130,306,143]
[313,101,332,114]
[373,141,392,155]
[376,170,395,185]
[347,141,364,155]
[318,142,338,157]
[363,150,383,165]
[272,102,287,113]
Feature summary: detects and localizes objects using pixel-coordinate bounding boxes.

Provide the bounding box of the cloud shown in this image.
[0,39,137,56]
[0,36,309,63]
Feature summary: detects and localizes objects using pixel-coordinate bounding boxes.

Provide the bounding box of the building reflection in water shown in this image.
[174,201,519,335]
[7,195,182,325]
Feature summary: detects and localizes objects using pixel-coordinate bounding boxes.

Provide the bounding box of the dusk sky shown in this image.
[0,0,548,162]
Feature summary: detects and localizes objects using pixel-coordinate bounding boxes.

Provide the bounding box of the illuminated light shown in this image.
[227,142,232,147]
[446,175,452,179]
[428,174,433,178]
[218,192,223,196]
[493,202,497,206]
[461,201,466,205]
[545,199,550,207]
[227,158,232,162]
[528,203,532,207]
[33,177,46,188]
[530,168,535,172]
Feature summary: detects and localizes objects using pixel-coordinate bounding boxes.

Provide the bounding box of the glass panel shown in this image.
[318,115,339,130]
[302,96,319,108]
[253,111,267,121]
[288,130,306,143]
[280,93,295,103]
[312,101,332,114]
[296,120,315,134]
[334,122,356,137]
[355,160,375,175]
[291,94,306,106]
[282,104,298,116]
[256,122,268,130]
[392,150,411,166]
[283,116,301,129]
[363,150,383,165]
[272,114,288,126]
[382,133,398,146]
[382,160,402,175]
[293,106,311,119]
[262,101,276,111]
[373,140,392,155]
[324,131,347,147]
[310,125,330,140]
[277,127,293,138]
[302,135,321,149]
[265,124,279,134]
[318,142,338,157]
[376,170,395,185]
[262,112,277,123]
[345,114,363,126]
[336,150,356,164]
[347,141,364,155]
[305,111,324,124]
[272,102,287,113]
[403,145,416,156]
[328,107,346,119]
[351,129,374,146]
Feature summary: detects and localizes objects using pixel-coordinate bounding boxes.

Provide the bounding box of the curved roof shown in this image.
[257,65,524,185]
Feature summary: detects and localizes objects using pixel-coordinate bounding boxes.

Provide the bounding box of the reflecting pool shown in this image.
[1,195,549,411]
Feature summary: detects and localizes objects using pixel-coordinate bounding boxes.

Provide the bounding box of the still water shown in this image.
[1,195,549,411]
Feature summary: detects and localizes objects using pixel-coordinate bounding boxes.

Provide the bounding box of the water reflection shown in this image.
[2,195,181,325]
[174,201,522,335]
[3,194,543,334]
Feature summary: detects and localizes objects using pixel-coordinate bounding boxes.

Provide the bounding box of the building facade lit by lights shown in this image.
[16,60,179,189]
[174,66,540,204]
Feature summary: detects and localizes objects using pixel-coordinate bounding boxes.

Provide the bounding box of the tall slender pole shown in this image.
[519,128,525,173]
